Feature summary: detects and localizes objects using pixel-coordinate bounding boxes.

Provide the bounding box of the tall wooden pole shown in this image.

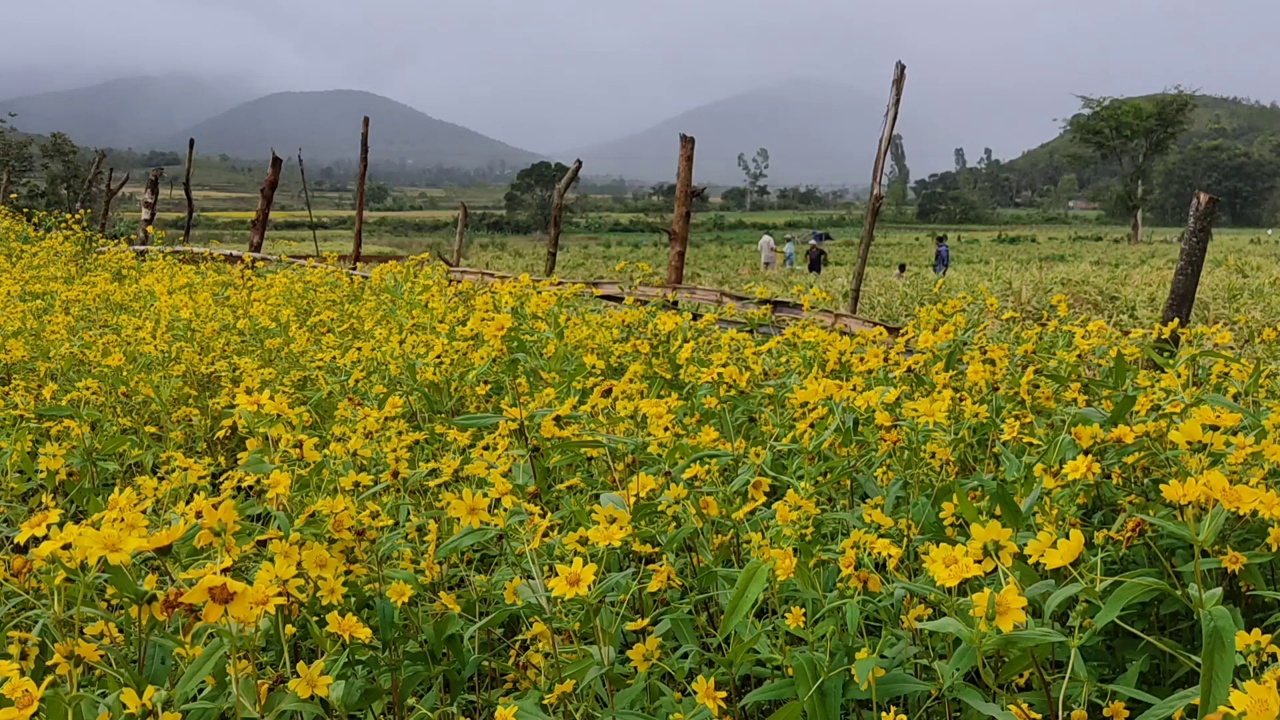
[182,138,196,244]
[351,116,370,269]
[76,150,107,213]
[99,168,129,235]
[848,61,907,315]
[138,168,163,246]
[1161,190,1219,331]
[667,134,696,286]
[452,201,469,266]
[544,159,583,277]
[298,148,321,257]
[247,151,284,254]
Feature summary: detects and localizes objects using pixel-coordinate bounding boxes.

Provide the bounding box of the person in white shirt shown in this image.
[758,233,778,271]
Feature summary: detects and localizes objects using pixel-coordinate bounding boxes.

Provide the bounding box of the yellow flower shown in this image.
[287,660,334,700]
[0,676,50,720]
[447,489,492,529]
[495,705,518,720]
[543,679,575,706]
[1041,529,1086,569]
[691,675,727,717]
[324,611,372,643]
[784,606,806,630]
[15,509,62,545]
[546,557,597,600]
[881,706,907,720]
[1010,702,1043,720]
[970,584,1029,633]
[121,686,157,714]
[625,635,662,673]
[1071,711,1088,720]
[1102,700,1130,720]
[1227,680,1280,720]
[968,519,1018,569]
[1222,548,1247,575]
[503,577,525,606]
[386,581,413,607]
[180,575,252,624]
[1025,530,1057,564]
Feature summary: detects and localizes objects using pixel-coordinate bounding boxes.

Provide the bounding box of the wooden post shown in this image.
[667,134,696,286]
[138,168,163,246]
[247,151,284,254]
[848,60,907,315]
[298,148,321,257]
[351,115,370,269]
[452,201,469,266]
[99,168,129,235]
[544,159,583,277]
[182,138,196,244]
[76,150,107,213]
[1161,190,1219,330]
[1130,179,1144,245]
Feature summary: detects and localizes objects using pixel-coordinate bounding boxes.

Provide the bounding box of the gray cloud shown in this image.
[3,0,1277,173]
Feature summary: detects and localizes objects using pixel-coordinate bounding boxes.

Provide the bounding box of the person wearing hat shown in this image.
[805,238,828,275]
[757,233,778,271]
[782,234,796,269]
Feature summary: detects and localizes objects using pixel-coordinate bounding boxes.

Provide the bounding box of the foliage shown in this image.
[7,208,1280,720]
[503,161,578,233]
[736,148,770,210]
[1151,140,1280,227]
[886,133,910,207]
[32,132,88,215]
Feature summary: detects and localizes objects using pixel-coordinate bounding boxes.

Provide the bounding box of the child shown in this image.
[894,263,907,281]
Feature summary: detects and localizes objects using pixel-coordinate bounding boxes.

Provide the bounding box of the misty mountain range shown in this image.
[3,74,998,185]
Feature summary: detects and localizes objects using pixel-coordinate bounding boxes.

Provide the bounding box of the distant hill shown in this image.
[0,76,250,150]
[565,80,950,186]
[1004,94,1280,193]
[167,90,542,170]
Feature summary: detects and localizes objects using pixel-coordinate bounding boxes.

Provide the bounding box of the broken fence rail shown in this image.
[102,246,900,337]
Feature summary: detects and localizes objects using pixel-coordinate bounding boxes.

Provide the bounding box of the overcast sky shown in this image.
[3,0,1278,169]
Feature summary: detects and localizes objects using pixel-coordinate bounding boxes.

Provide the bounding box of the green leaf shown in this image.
[143,643,175,686]
[988,628,1068,651]
[718,559,770,638]
[764,701,803,720]
[435,527,499,560]
[1044,582,1084,618]
[175,638,226,702]
[1134,687,1199,720]
[1199,605,1237,715]
[915,617,974,644]
[450,413,506,428]
[266,695,325,719]
[954,683,1019,720]
[791,652,836,720]
[847,672,935,700]
[1092,577,1170,632]
[1102,684,1162,706]
[740,679,795,706]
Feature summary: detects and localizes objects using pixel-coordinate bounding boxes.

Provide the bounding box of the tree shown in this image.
[736,148,770,211]
[364,182,393,209]
[1050,174,1079,217]
[0,114,35,205]
[1066,90,1197,243]
[885,133,910,206]
[1151,140,1278,227]
[954,147,968,172]
[719,186,749,211]
[504,161,578,232]
[35,132,86,214]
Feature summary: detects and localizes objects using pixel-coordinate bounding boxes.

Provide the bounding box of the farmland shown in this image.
[3,202,1280,720]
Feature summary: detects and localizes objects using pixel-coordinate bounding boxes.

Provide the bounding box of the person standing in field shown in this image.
[894,263,907,281]
[933,235,951,277]
[782,235,796,269]
[805,239,828,275]
[758,233,778,271]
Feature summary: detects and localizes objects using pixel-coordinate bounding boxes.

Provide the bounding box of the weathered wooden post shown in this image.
[351,116,370,269]
[298,148,321,257]
[76,150,107,213]
[848,60,907,315]
[247,151,284,254]
[138,168,164,246]
[666,134,696,286]
[99,168,129,234]
[544,159,583,277]
[1161,190,1219,333]
[182,138,196,244]
[452,201,469,266]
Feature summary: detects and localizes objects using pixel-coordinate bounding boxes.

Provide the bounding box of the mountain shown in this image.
[0,76,251,150]
[1004,94,1280,194]
[565,79,951,186]
[167,90,542,170]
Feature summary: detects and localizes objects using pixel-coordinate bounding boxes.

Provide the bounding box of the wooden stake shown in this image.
[1161,190,1219,331]
[99,168,129,235]
[182,138,196,244]
[544,159,583,277]
[667,134,696,286]
[76,150,107,213]
[452,201,469,266]
[138,167,164,246]
[1130,179,1144,245]
[848,60,907,315]
[351,115,370,269]
[247,151,284,254]
[298,148,321,257]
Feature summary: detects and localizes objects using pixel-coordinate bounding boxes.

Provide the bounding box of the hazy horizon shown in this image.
[4,0,1279,177]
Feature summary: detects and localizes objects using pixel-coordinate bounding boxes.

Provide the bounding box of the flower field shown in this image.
[4,206,1280,720]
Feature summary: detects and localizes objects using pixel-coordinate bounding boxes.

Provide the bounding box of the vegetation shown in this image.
[5,207,1280,720]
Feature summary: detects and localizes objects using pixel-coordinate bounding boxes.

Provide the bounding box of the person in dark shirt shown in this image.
[934,235,951,276]
[805,239,828,275]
